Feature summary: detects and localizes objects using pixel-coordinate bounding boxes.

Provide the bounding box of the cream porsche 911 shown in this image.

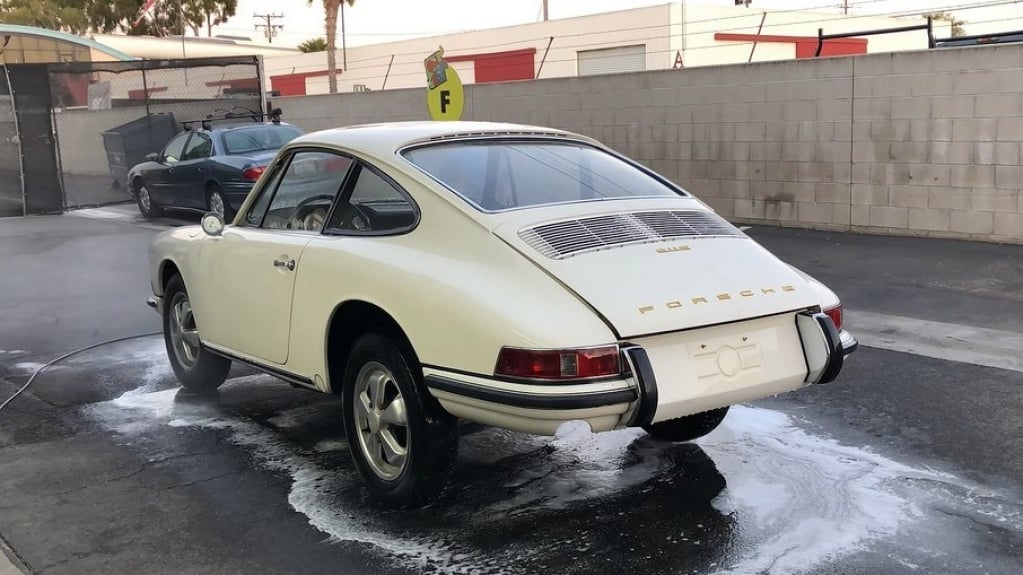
[146,121,857,506]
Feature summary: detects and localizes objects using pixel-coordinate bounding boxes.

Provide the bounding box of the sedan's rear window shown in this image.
[401,140,684,211]
[222,125,303,155]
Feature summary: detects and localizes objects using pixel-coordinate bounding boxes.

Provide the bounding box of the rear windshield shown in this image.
[400,140,684,211]
[221,125,303,155]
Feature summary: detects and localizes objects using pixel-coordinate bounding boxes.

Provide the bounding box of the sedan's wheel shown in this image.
[643,407,730,442]
[162,274,230,392]
[135,180,162,218]
[207,184,233,221]
[341,331,458,508]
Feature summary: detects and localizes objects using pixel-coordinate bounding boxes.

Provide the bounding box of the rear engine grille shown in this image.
[518,210,744,259]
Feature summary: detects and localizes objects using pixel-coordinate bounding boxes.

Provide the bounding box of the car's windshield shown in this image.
[221,125,303,155]
[401,139,685,211]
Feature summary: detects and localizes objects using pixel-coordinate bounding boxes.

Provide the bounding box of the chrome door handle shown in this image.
[273,258,295,271]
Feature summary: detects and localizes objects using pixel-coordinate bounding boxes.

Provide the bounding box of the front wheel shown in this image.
[643,407,729,442]
[135,179,162,219]
[341,332,458,508]
[163,274,231,392]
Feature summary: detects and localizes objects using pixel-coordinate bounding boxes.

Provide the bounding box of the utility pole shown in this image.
[542,0,549,21]
[843,0,849,15]
[254,13,284,43]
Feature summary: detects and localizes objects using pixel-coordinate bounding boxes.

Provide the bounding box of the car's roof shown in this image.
[286,121,598,157]
[208,121,298,133]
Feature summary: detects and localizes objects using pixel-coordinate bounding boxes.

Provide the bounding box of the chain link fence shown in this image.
[0,77,22,217]
[47,56,264,210]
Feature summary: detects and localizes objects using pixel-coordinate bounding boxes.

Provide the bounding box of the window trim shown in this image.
[161,131,192,164]
[243,147,357,233]
[397,136,690,215]
[321,159,421,237]
[181,131,213,161]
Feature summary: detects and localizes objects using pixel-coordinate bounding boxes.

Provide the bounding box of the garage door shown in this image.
[577,44,646,76]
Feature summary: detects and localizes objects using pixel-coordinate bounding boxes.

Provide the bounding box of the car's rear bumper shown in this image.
[220,182,254,209]
[424,311,856,436]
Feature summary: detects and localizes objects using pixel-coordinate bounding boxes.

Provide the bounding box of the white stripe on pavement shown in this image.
[845,310,1023,374]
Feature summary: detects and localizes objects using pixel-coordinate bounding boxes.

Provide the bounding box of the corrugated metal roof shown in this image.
[0,24,136,61]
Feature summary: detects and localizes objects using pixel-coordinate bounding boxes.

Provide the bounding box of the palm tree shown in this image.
[298,37,328,52]
[307,0,356,94]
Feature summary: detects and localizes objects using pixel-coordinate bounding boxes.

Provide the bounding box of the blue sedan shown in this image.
[128,115,304,220]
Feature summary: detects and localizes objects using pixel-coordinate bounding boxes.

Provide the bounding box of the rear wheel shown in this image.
[341,331,458,508]
[643,407,729,442]
[134,179,162,219]
[163,274,230,392]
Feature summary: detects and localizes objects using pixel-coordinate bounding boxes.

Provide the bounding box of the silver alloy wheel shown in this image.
[209,190,225,217]
[169,292,200,369]
[353,361,409,481]
[138,184,151,212]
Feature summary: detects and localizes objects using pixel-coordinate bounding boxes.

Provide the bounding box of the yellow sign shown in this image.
[424,46,464,121]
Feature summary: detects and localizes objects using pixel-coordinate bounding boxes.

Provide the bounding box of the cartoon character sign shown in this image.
[424,46,464,121]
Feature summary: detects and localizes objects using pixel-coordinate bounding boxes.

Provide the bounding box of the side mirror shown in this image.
[146,152,159,161]
[200,211,225,237]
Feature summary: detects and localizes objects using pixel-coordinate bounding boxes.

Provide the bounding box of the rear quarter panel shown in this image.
[284,168,618,384]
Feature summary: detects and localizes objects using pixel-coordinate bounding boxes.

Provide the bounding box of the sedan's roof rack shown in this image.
[182,107,284,131]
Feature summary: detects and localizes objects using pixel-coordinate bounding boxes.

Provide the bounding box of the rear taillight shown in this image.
[242,166,265,181]
[495,346,622,381]
[824,304,843,331]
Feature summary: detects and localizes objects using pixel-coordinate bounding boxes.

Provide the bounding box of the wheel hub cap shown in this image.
[210,192,224,217]
[139,186,150,210]
[353,362,409,481]
[169,293,200,368]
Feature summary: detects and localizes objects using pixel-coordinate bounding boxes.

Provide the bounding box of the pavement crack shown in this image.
[937,507,1009,532]
[161,469,242,490]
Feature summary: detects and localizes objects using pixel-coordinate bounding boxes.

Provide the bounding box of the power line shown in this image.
[254,12,285,43]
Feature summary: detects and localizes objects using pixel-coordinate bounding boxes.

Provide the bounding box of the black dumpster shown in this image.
[101,113,177,189]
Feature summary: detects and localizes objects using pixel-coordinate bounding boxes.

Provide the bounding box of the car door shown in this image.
[194,148,354,366]
[150,131,190,204]
[175,131,215,209]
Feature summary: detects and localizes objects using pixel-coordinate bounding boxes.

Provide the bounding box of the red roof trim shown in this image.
[445,47,537,63]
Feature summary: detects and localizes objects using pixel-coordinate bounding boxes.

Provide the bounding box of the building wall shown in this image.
[262,3,940,95]
[276,43,1023,244]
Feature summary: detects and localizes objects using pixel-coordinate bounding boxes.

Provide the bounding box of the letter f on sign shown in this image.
[440,90,451,114]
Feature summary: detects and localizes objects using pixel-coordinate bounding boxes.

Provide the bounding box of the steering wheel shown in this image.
[286,194,335,231]
[333,203,371,232]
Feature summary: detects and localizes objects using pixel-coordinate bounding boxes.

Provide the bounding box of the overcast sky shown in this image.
[209,0,1023,47]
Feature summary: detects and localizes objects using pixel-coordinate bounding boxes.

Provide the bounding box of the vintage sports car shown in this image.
[146,121,858,506]
[128,109,303,220]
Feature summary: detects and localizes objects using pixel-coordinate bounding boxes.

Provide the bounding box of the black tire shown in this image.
[162,274,230,392]
[134,179,162,219]
[341,331,458,508]
[207,184,233,221]
[643,407,730,442]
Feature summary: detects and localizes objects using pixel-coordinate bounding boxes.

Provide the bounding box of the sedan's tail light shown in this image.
[824,304,843,331]
[495,345,622,381]
[242,165,265,181]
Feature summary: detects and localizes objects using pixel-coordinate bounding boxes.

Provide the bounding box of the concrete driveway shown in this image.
[1,207,1021,574]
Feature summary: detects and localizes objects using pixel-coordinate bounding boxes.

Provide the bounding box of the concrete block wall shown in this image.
[240,45,1023,244]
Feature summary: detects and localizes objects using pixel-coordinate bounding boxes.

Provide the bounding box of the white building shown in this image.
[263,2,951,96]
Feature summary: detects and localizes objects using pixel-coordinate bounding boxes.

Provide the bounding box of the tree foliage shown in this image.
[307,0,356,94]
[924,11,966,38]
[0,0,238,37]
[298,37,328,53]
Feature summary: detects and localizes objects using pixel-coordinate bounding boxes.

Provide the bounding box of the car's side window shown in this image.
[259,151,353,232]
[182,132,213,161]
[161,132,190,164]
[326,163,417,234]
[244,155,290,227]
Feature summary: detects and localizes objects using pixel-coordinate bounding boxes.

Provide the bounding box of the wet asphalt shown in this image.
[0,206,1021,574]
